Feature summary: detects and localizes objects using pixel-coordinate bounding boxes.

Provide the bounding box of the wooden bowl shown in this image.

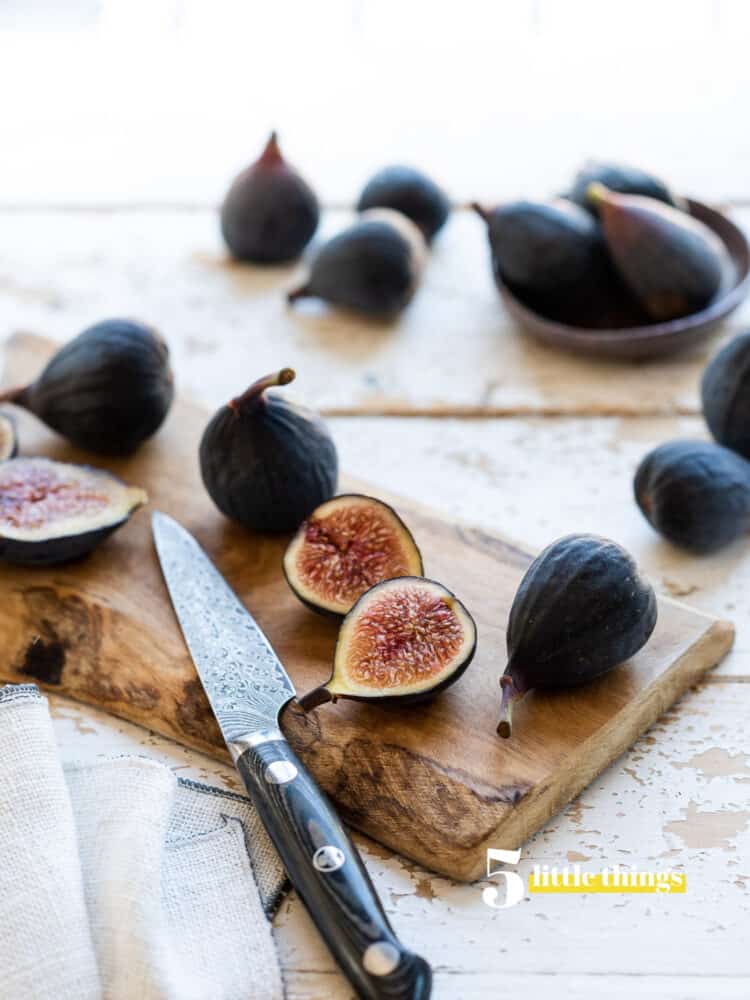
[499,199,750,360]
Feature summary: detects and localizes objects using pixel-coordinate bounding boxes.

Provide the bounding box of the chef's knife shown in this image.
[152,512,431,1000]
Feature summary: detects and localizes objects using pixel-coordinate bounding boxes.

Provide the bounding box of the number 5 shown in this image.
[482,848,524,909]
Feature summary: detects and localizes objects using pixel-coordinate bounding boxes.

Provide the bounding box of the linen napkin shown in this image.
[0,684,287,1000]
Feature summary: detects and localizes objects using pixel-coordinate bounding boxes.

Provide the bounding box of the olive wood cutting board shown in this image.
[0,333,734,881]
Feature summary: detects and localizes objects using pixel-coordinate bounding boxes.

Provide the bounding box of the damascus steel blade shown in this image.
[152,512,295,747]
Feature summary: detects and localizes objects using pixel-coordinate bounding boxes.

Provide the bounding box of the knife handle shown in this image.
[236,735,432,1000]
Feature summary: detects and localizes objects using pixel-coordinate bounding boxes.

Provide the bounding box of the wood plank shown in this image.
[282,971,750,1000]
[48,683,750,988]
[0,334,734,881]
[274,681,750,978]
[1,208,749,416]
[328,412,750,676]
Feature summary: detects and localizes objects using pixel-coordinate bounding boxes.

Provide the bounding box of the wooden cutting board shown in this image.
[0,333,734,881]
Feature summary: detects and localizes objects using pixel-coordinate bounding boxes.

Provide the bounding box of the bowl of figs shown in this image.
[474,162,750,359]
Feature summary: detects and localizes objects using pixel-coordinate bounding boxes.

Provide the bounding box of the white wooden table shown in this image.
[3,3,750,997]
[4,205,750,1000]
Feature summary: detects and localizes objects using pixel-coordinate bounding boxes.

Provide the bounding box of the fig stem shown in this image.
[0,384,26,406]
[230,368,296,412]
[260,130,283,165]
[297,686,334,713]
[497,674,522,739]
[586,182,610,207]
[470,201,490,224]
[287,284,310,304]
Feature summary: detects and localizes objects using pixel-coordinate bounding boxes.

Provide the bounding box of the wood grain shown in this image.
[2,208,750,418]
[0,333,735,880]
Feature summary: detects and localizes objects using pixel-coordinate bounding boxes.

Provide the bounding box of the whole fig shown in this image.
[701,332,750,459]
[200,368,338,534]
[357,165,450,242]
[568,161,682,215]
[635,439,750,553]
[498,534,657,737]
[288,209,426,317]
[0,319,174,455]
[590,184,726,321]
[473,198,606,295]
[220,132,319,263]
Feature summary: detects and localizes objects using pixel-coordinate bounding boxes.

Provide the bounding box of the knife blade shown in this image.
[153,512,431,1000]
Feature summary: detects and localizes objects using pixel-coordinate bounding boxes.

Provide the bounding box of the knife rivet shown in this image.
[264,760,298,785]
[313,845,346,872]
[363,941,400,976]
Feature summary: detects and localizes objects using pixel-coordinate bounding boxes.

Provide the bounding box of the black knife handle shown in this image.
[236,736,432,1000]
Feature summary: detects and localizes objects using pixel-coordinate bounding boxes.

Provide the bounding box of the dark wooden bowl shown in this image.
[499,199,750,360]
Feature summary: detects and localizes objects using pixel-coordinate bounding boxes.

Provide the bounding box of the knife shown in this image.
[152,512,432,1000]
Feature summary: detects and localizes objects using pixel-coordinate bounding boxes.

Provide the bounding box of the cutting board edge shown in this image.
[441,615,735,882]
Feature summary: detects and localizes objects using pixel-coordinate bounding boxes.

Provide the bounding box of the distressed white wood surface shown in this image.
[48,656,750,998]
[1,208,749,416]
[28,413,749,997]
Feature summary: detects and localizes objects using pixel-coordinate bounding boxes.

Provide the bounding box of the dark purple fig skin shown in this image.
[635,439,750,553]
[0,412,18,461]
[1,520,130,568]
[288,216,423,318]
[568,161,682,216]
[200,369,338,534]
[592,185,726,321]
[473,198,607,295]
[357,165,450,242]
[0,319,174,455]
[701,332,750,459]
[221,132,319,263]
[498,534,657,737]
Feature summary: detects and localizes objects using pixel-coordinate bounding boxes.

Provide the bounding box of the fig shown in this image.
[0,319,174,455]
[200,368,338,534]
[634,439,750,553]
[298,576,477,710]
[356,165,450,242]
[701,332,750,459]
[0,413,18,461]
[220,131,319,263]
[0,457,146,566]
[287,209,427,317]
[283,494,424,616]
[589,184,726,321]
[498,534,657,738]
[568,161,682,215]
[472,198,606,295]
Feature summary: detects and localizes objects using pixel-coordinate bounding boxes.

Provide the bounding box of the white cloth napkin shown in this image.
[0,684,287,1000]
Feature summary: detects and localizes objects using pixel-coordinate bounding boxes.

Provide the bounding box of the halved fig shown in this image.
[0,457,147,566]
[0,413,18,461]
[283,494,424,616]
[298,577,477,710]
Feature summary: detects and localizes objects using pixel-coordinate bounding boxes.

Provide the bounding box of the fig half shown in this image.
[0,457,147,566]
[0,412,18,461]
[283,494,423,616]
[298,576,477,710]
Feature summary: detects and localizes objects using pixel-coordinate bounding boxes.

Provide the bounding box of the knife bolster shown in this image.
[228,727,285,761]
